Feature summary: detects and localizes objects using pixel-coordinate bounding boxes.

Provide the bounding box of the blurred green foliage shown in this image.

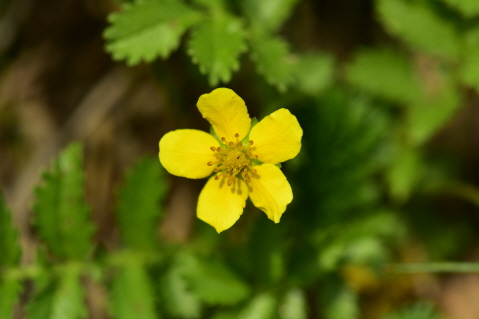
[2,0,479,317]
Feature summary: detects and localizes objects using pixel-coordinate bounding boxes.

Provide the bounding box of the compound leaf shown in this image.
[32,143,94,260]
[188,14,246,86]
[377,0,461,60]
[116,156,167,250]
[105,0,201,65]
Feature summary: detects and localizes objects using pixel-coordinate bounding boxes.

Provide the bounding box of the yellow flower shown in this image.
[159,88,302,233]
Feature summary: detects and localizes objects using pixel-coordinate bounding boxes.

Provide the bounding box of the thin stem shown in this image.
[388,262,479,274]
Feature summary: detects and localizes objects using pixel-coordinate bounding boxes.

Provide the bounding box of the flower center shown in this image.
[207,133,257,186]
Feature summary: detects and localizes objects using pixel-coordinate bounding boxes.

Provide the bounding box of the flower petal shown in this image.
[248,164,292,223]
[159,129,219,179]
[197,88,251,142]
[249,108,302,164]
[197,176,249,233]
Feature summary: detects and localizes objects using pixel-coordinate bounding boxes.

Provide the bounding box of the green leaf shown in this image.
[248,221,287,284]
[292,52,334,95]
[211,312,238,319]
[105,0,201,65]
[293,91,389,226]
[460,28,479,91]
[320,279,358,319]
[191,0,225,10]
[0,278,22,319]
[188,14,246,86]
[242,0,299,31]
[249,33,293,91]
[279,289,307,319]
[26,266,87,319]
[440,0,479,17]
[407,67,461,145]
[386,147,422,203]
[116,156,167,250]
[0,192,21,266]
[238,293,276,319]
[178,253,250,305]
[376,0,461,60]
[160,266,201,318]
[381,302,445,319]
[345,48,421,103]
[108,260,157,319]
[32,143,94,260]
[314,211,406,270]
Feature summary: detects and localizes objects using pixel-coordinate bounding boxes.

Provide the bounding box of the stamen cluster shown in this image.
[207,133,258,186]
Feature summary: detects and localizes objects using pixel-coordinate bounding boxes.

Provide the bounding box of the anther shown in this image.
[210,146,217,151]
[237,142,242,147]
[215,175,220,180]
[207,161,213,166]
[249,140,254,145]
[235,133,239,138]
[228,141,234,147]
[221,137,226,143]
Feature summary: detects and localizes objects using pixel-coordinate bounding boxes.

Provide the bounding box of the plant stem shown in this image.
[389,262,479,273]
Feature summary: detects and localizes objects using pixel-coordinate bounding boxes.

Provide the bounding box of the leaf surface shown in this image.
[32,143,94,260]
[346,48,421,103]
[377,0,461,60]
[26,267,86,319]
[188,14,246,86]
[105,0,200,65]
[178,253,249,305]
[160,266,201,318]
[0,278,22,319]
[116,157,166,250]
[440,0,479,17]
[292,52,334,95]
[249,33,293,91]
[460,28,479,91]
[108,260,157,319]
[242,0,299,31]
[238,293,276,319]
[0,193,20,266]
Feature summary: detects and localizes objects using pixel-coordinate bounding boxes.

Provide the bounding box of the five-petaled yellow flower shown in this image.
[159,88,303,233]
